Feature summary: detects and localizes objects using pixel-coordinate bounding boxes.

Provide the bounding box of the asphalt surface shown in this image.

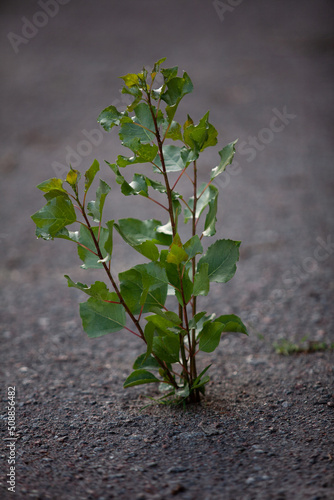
[1,1,334,499]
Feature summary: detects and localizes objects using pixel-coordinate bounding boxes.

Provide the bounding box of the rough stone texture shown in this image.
[0,1,333,499]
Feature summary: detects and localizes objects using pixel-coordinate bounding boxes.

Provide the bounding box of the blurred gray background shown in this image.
[1,0,333,347]
[1,2,334,498]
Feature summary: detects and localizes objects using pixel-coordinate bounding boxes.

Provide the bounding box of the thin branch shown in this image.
[138,304,144,322]
[77,220,89,228]
[76,242,99,256]
[191,160,198,384]
[150,160,163,174]
[73,204,83,214]
[82,191,87,209]
[146,93,176,237]
[172,167,194,191]
[132,122,156,135]
[179,196,194,214]
[162,120,171,143]
[98,219,102,242]
[123,325,142,339]
[197,178,213,201]
[147,196,169,212]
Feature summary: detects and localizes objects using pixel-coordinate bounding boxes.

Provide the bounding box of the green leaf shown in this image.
[108,163,180,208]
[161,66,178,83]
[119,262,168,315]
[153,57,167,72]
[183,111,218,152]
[66,168,80,190]
[202,123,218,150]
[153,145,195,173]
[128,173,149,196]
[110,164,150,197]
[172,198,182,222]
[175,385,190,398]
[119,102,156,148]
[123,369,159,388]
[113,142,158,168]
[133,353,161,371]
[192,376,210,390]
[77,225,109,269]
[31,196,76,239]
[97,105,124,132]
[156,221,173,238]
[166,246,187,267]
[135,240,159,261]
[188,311,207,330]
[203,185,218,237]
[80,295,126,337]
[197,239,241,283]
[194,313,216,339]
[43,189,70,202]
[122,85,143,112]
[104,220,114,260]
[135,262,169,289]
[161,72,193,107]
[198,315,247,353]
[145,177,182,201]
[161,73,193,122]
[164,262,193,306]
[146,314,180,333]
[65,276,111,300]
[166,234,188,265]
[192,364,212,387]
[210,140,238,180]
[193,262,210,296]
[184,235,203,260]
[119,269,145,314]
[119,143,159,165]
[135,142,159,162]
[84,160,99,192]
[149,307,182,325]
[184,184,218,224]
[37,178,66,193]
[198,321,225,353]
[115,218,172,248]
[158,383,175,394]
[153,334,180,363]
[108,162,137,195]
[120,73,139,87]
[215,314,248,335]
[183,114,194,130]
[144,322,155,359]
[164,120,182,141]
[87,179,111,222]
[53,228,79,243]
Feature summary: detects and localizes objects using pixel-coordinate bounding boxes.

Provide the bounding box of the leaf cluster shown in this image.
[31,58,247,404]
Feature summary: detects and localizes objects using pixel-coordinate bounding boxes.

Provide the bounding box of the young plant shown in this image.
[31,58,248,404]
[274,337,334,355]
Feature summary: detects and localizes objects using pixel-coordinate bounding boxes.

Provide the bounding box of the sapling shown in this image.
[31,58,248,404]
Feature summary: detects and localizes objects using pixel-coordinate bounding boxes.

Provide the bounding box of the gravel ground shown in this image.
[1,1,334,499]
